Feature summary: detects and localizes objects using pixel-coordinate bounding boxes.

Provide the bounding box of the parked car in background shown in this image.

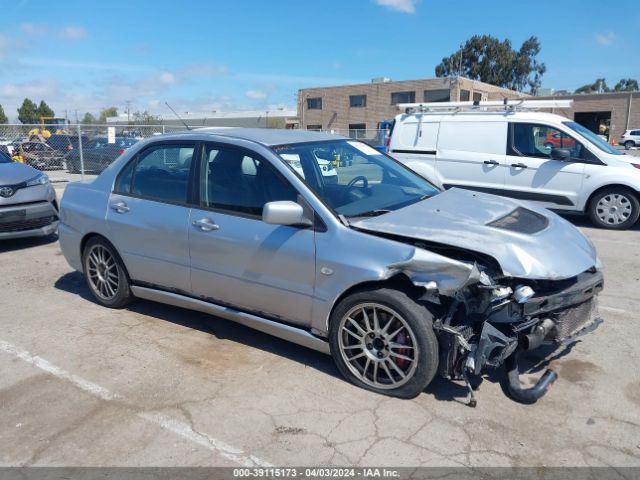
[15,141,65,170]
[46,134,88,154]
[620,129,640,149]
[66,136,138,173]
[389,99,640,229]
[59,128,603,405]
[0,150,59,239]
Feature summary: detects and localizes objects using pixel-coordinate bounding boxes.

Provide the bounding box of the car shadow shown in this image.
[54,271,581,405]
[0,234,58,253]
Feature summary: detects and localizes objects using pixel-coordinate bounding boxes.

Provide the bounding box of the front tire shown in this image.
[82,237,134,308]
[588,187,640,230]
[329,288,438,399]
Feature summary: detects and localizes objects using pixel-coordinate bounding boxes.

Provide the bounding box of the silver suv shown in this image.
[620,129,640,149]
[59,129,603,404]
[0,152,59,240]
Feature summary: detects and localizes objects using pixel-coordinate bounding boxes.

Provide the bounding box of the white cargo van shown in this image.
[388,99,640,229]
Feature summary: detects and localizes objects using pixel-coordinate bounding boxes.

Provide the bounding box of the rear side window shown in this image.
[115,144,195,204]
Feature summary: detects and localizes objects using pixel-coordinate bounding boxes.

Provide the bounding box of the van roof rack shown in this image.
[398,99,574,114]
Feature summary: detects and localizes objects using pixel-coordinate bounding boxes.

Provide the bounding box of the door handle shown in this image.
[511,163,528,169]
[111,201,130,213]
[192,217,219,232]
[483,160,499,166]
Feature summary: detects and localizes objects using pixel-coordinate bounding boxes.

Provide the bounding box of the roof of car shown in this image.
[185,127,345,146]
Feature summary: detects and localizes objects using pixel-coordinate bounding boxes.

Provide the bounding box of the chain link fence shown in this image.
[0,124,391,182]
[0,123,202,181]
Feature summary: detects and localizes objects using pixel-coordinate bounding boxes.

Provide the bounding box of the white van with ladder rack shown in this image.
[388,99,640,229]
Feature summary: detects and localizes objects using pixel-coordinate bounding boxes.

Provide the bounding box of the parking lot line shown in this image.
[0,338,272,467]
[599,305,627,314]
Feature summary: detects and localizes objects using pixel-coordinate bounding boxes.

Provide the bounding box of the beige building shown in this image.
[537,91,639,142]
[298,76,529,132]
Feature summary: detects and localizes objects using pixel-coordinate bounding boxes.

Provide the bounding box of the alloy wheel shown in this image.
[86,244,120,300]
[337,303,418,390]
[596,193,633,225]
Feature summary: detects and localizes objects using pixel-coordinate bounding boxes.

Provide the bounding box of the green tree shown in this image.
[81,112,96,124]
[435,35,546,94]
[98,107,118,123]
[17,98,39,124]
[614,78,639,92]
[36,100,55,118]
[0,104,8,124]
[131,110,161,125]
[575,78,610,94]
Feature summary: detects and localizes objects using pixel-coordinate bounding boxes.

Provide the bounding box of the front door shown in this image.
[106,142,196,293]
[505,123,585,210]
[188,143,316,327]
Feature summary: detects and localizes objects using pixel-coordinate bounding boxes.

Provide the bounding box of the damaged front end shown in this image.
[394,243,604,406]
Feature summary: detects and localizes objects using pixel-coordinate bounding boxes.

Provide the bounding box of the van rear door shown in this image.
[435,120,507,193]
[389,114,441,184]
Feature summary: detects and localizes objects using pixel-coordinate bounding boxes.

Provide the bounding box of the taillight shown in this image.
[117,149,125,155]
[632,164,640,169]
[67,145,73,150]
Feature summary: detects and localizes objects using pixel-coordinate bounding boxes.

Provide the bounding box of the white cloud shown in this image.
[60,26,88,40]
[245,90,267,100]
[374,0,417,13]
[595,32,616,46]
[158,72,177,85]
[20,23,49,35]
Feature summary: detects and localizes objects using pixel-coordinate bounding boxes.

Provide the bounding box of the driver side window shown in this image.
[511,123,584,160]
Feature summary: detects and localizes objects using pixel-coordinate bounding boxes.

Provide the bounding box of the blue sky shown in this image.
[0,0,638,121]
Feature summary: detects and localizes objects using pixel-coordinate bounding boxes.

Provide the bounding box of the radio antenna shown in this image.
[165,102,191,130]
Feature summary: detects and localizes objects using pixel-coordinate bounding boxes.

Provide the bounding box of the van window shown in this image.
[438,121,507,155]
[511,123,584,159]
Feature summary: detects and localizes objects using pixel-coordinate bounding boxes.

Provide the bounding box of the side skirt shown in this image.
[130,286,331,355]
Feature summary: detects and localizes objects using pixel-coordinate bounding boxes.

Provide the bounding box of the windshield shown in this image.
[273,140,439,217]
[563,121,622,155]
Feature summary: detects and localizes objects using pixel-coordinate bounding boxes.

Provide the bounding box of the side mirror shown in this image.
[550,148,571,161]
[262,201,311,227]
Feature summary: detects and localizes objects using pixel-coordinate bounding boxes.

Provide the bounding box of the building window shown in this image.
[390,91,415,105]
[348,123,366,139]
[306,125,322,131]
[473,92,483,102]
[424,89,450,103]
[460,90,470,102]
[349,95,367,108]
[306,97,322,110]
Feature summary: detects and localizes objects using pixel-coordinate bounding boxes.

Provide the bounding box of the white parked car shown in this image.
[620,129,640,150]
[389,100,640,229]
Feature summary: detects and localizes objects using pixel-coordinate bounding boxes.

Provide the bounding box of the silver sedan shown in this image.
[58,128,603,405]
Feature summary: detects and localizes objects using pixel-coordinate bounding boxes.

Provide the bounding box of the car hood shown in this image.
[0,162,39,185]
[351,188,598,280]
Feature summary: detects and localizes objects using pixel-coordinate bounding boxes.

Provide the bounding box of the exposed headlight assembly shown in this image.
[26,173,50,187]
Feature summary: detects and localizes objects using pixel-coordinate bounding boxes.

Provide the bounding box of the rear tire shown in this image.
[625,141,635,150]
[588,187,640,230]
[329,288,438,399]
[82,237,134,308]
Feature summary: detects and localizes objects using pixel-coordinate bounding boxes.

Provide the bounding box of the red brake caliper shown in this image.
[394,331,409,369]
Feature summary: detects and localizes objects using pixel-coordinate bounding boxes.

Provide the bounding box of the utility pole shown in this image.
[458,44,463,77]
[125,100,132,125]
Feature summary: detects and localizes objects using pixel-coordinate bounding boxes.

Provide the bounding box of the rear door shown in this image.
[389,114,441,184]
[106,141,197,293]
[435,120,507,192]
[504,122,585,210]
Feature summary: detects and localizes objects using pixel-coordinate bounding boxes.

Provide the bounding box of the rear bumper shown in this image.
[0,200,59,240]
